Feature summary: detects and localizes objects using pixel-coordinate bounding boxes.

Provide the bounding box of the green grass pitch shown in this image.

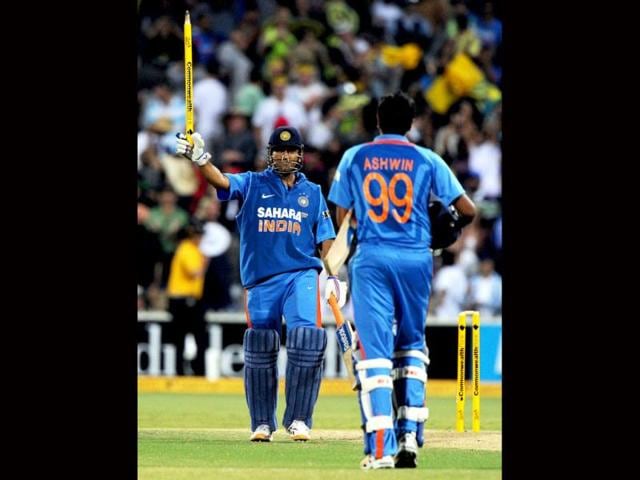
[139,393,501,479]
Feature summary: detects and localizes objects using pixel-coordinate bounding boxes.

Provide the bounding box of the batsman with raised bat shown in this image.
[180,14,336,443]
[328,92,476,469]
[177,125,336,443]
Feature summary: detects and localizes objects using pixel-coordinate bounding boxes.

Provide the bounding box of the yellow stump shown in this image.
[471,311,481,432]
[456,313,466,432]
[456,311,481,432]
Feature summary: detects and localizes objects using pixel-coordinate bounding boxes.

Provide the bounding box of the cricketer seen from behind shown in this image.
[328,92,477,469]
[176,126,343,442]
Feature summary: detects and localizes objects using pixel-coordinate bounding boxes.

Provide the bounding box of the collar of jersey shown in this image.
[373,134,410,142]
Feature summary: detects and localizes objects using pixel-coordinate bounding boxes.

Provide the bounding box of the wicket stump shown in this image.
[456,310,480,432]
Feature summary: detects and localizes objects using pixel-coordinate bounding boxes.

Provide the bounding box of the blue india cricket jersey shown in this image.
[218,169,336,288]
[328,134,465,249]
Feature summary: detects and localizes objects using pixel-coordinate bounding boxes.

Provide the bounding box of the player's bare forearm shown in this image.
[320,239,334,260]
[453,193,477,227]
[199,162,230,191]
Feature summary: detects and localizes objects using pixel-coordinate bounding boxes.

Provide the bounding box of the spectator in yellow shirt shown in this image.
[166,219,207,375]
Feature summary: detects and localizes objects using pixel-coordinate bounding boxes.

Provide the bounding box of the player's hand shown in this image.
[176,132,211,166]
[325,276,348,308]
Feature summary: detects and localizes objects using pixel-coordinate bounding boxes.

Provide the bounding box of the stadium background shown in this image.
[136,0,502,370]
[137,1,503,476]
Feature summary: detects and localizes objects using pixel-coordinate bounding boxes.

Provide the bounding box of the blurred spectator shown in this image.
[263,56,288,83]
[468,257,502,317]
[137,203,162,293]
[252,76,308,152]
[452,12,481,58]
[209,1,237,41]
[137,182,156,209]
[192,11,218,66]
[446,2,481,58]
[145,188,190,287]
[394,0,434,49]
[477,43,501,85]
[410,99,436,148]
[434,99,477,165]
[327,24,371,82]
[166,219,208,376]
[302,145,330,194]
[217,29,254,99]
[290,28,334,84]
[196,197,233,311]
[214,109,259,173]
[193,58,229,147]
[431,250,470,320]
[468,110,501,200]
[233,66,266,117]
[138,136,167,194]
[286,64,329,125]
[159,153,200,212]
[449,214,486,259]
[141,80,186,153]
[306,95,343,150]
[140,15,184,69]
[371,0,404,40]
[326,0,360,36]
[474,1,502,49]
[259,6,298,65]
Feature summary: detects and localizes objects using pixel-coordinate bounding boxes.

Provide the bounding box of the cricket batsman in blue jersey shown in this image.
[176,126,337,442]
[328,92,477,469]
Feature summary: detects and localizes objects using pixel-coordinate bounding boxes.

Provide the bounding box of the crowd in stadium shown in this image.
[137,0,502,319]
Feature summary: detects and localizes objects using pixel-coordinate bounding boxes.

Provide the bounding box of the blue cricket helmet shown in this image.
[267,127,304,175]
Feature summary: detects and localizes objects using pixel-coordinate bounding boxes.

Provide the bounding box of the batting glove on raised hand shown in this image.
[325,276,348,308]
[176,132,211,166]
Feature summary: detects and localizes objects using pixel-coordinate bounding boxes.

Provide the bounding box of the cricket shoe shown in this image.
[360,455,395,470]
[287,420,311,441]
[250,424,273,442]
[395,432,418,468]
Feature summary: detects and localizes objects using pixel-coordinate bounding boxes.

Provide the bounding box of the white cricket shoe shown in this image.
[395,432,418,468]
[360,455,395,470]
[250,424,273,442]
[287,420,311,441]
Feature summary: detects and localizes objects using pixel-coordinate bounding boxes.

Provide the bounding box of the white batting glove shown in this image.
[325,276,348,308]
[176,132,211,166]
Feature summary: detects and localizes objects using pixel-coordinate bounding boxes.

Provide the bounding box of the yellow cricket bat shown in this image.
[184,11,194,144]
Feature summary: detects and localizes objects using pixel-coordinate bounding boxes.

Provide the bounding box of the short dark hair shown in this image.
[377,92,415,134]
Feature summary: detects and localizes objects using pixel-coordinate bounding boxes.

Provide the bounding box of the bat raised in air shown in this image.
[183,11,194,144]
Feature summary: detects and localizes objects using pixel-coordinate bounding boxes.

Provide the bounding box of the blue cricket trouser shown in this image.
[349,244,433,458]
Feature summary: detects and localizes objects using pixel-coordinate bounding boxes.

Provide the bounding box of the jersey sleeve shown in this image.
[216,172,252,201]
[315,192,337,244]
[328,147,356,209]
